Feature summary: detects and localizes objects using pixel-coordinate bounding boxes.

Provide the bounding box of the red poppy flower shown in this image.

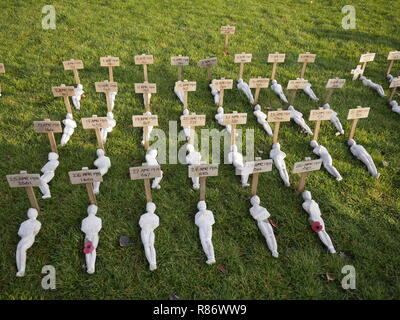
[311,221,324,233]
[83,240,94,254]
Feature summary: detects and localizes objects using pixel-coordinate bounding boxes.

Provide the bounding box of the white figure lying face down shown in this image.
[195,201,216,265]
[60,113,77,146]
[145,149,163,189]
[288,105,313,135]
[72,84,84,110]
[270,79,288,103]
[322,103,344,135]
[347,139,380,179]
[253,104,273,136]
[16,208,42,277]
[39,152,60,199]
[93,149,112,195]
[302,191,336,254]
[310,140,342,181]
[237,79,254,104]
[81,204,102,274]
[359,76,386,98]
[228,144,250,187]
[249,196,279,258]
[186,143,202,190]
[139,202,160,271]
[302,81,319,101]
[269,143,290,187]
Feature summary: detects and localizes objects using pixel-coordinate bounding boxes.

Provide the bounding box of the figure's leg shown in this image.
[203,227,215,264]
[366,160,379,178]
[39,182,50,198]
[141,230,154,269]
[332,118,344,134]
[152,172,163,189]
[241,172,250,187]
[148,232,157,271]
[258,221,278,257]
[16,241,31,277]
[93,182,100,194]
[60,133,69,146]
[192,177,200,189]
[324,163,342,181]
[262,121,273,136]
[87,235,99,274]
[278,168,290,187]
[318,231,336,254]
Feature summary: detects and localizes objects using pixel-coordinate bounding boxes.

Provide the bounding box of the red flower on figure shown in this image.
[311,221,324,233]
[83,240,94,254]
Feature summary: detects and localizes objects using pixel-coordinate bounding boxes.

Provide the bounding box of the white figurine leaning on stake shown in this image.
[310,140,342,181]
[302,190,336,254]
[359,76,386,98]
[249,196,278,258]
[81,204,102,274]
[348,139,380,178]
[195,201,216,265]
[186,143,202,189]
[253,104,273,136]
[72,84,84,110]
[237,79,254,104]
[270,143,290,187]
[39,152,60,199]
[209,83,220,105]
[93,149,111,194]
[228,144,250,187]
[389,100,400,114]
[288,105,313,135]
[322,103,344,135]
[141,111,154,146]
[139,202,159,271]
[16,208,41,277]
[145,149,163,189]
[101,112,116,143]
[60,113,77,146]
[270,79,288,103]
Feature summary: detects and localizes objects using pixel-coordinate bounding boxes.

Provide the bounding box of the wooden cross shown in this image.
[33,119,62,153]
[359,52,376,76]
[223,111,247,146]
[293,158,322,195]
[132,113,159,150]
[188,164,219,201]
[287,79,309,105]
[0,63,5,95]
[68,167,102,205]
[81,115,109,150]
[134,54,153,82]
[95,80,118,112]
[100,56,120,82]
[6,171,42,211]
[267,52,285,80]
[52,84,75,114]
[63,59,84,85]
[211,78,233,108]
[389,77,400,101]
[308,108,333,141]
[386,51,400,75]
[198,57,217,82]
[175,80,196,110]
[134,81,157,112]
[267,108,291,144]
[298,52,316,78]
[249,77,270,105]
[237,158,273,196]
[129,165,162,202]
[180,113,206,145]
[220,26,235,55]
[171,55,189,81]
[234,53,252,79]
[347,106,370,140]
[324,78,346,104]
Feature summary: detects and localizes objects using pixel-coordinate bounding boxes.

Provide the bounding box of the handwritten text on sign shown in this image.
[63,60,84,70]
[237,159,273,175]
[249,78,270,88]
[347,107,370,120]
[223,113,247,125]
[69,170,103,184]
[134,55,153,65]
[132,115,158,127]
[359,53,376,63]
[234,53,252,63]
[388,51,400,60]
[292,159,322,174]
[81,117,109,129]
[0,63,5,73]
[180,114,206,127]
[220,26,235,35]
[171,56,189,66]
[298,53,316,63]
[134,82,157,94]
[268,53,285,63]
[212,79,233,90]
[287,79,309,90]
[130,165,162,180]
[52,86,75,97]
[309,109,333,121]
[326,78,346,89]
[198,57,217,68]
[267,110,291,122]
[389,77,400,88]
[188,164,219,178]
[100,56,120,67]
[7,173,42,188]
[34,121,62,133]
[95,81,118,93]
[175,81,197,92]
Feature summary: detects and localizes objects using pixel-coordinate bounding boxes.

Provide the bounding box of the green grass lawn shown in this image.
[0,0,399,300]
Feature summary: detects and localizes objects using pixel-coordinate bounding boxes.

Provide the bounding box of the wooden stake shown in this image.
[63,59,84,85]
[238,62,244,79]
[85,180,97,205]
[144,92,150,112]
[73,68,80,84]
[224,35,229,54]
[387,60,394,75]
[81,115,109,150]
[323,88,334,104]
[300,62,308,78]
[348,118,359,140]
[296,172,309,195]
[143,125,149,150]
[272,121,280,144]
[129,165,162,203]
[34,119,62,154]
[293,158,322,195]
[219,88,225,107]
[68,167,103,205]
[290,89,297,105]
[95,126,104,150]
[271,62,277,80]
[132,114,159,151]
[144,179,152,202]
[143,64,148,82]
[199,176,206,201]
[20,171,40,211]
[108,66,114,82]
[178,65,182,81]
[251,172,259,196]
[389,87,397,101]
[231,124,237,146]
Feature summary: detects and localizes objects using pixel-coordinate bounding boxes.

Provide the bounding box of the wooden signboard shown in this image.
[292,157,322,194]
[174,80,197,110]
[359,52,376,75]
[6,171,41,211]
[347,106,370,140]
[220,26,235,54]
[171,55,189,80]
[100,56,120,82]
[387,51,400,75]
[134,54,154,81]
[63,59,84,84]
[223,112,247,146]
[135,81,157,112]
[287,79,309,105]
[52,84,75,114]
[95,80,118,112]
[211,78,233,107]
[188,164,219,201]
[249,77,270,105]
[267,109,291,144]
[388,76,400,101]
[129,165,162,202]
[268,53,286,80]
[180,113,206,145]
[132,114,159,150]
[298,52,316,78]
[81,115,109,150]
[69,167,102,205]
[198,57,217,82]
[234,53,252,79]
[236,158,273,196]
[308,108,333,141]
[324,78,346,104]
[34,119,62,153]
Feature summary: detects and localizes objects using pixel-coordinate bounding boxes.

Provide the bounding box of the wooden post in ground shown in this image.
[267,53,285,80]
[171,55,189,81]
[6,171,42,211]
[347,106,370,140]
[293,158,322,195]
[234,53,252,79]
[388,77,400,102]
[100,56,120,82]
[95,80,118,113]
[323,78,346,104]
[222,111,247,146]
[267,109,291,144]
[249,77,270,105]
[220,26,235,55]
[135,54,154,82]
[132,113,159,151]
[188,164,219,201]
[134,81,157,113]
[33,119,63,153]
[180,113,206,146]
[174,80,197,110]
[308,108,333,141]
[52,84,75,114]
[63,59,84,85]
[198,57,217,82]
[69,167,104,205]
[298,52,316,78]
[81,115,109,150]
[211,78,233,108]
[129,165,162,203]
[287,79,309,106]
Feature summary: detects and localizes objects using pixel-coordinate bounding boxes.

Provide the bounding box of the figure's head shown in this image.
[217,107,223,113]
[87,204,98,216]
[146,202,156,213]
[288,105,294,111]
[183,108,189,115]
[186,143,195,153]
[27,208,38,219]
[347,139,356,146]
[322,103,330,110]
[96,149,105,157]
[77,84,83,90]
[107,112,114,119]
[250,195,260,205]
[254,104,261,111]
[272,142,280,150]
[271,80,277,85]
[48,152,59,160]
[310,140,318,148]
[302,190,312,201]
[197,200,207,211]
[66,113,73,119]
[146,149,158,159]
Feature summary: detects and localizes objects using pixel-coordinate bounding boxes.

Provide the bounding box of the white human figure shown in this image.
[81,204,102,274]
[322,103,344,135]
[16,208,41,277]
[215,106,233,134]
[139,202,159,271]
[60,113,77,146]
[209,83,220,105]
[174,87,185,104]
[253,104,273,136]
[93,149,111,194]
[72,84,84,110]
[143,93,152,106]
[39,152,60,199]
[348,139,380,178]
[186,143,202,189]
[100,112,116,143]
[237,79,254,104]
[270,79,288,103]
[141,111,154,146]
[109,91,117,111]
[310,140,342,181]
[302,82,319,101]
[249,196,278,258]
[228,144,250,187]
[387,74,394,84]
[270,143,290,187]
[288,105,313,135]
[302,191,336,254]
[389,101,400,114]
[182,108,191,139]
[145,149,163,189]
[195,201,216,265]
[359,76,386,97]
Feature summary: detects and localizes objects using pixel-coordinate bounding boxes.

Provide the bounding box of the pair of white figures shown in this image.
[71,84,117,111]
